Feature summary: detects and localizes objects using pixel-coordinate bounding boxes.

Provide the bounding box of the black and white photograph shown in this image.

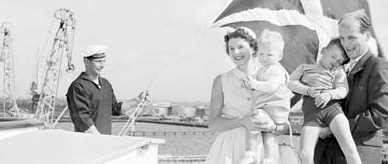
[0,0,387,164]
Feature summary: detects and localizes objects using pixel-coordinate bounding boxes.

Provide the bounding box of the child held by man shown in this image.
[288,38,361,164]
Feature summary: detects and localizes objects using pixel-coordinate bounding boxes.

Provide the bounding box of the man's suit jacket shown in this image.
[314,51,388,164]
[344,51,388,146]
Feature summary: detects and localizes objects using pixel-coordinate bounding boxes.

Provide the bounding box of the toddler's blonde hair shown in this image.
[257,29,285,57]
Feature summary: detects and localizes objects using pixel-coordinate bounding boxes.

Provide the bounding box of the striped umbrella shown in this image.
[213,0,385,73]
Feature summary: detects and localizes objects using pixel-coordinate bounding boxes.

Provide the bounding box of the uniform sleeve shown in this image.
[352,60,388,132]
[108,82,121,116]
[250,65,287,93]
[325,68,348,100]
[288,65,309,95]
[66,83,94,132]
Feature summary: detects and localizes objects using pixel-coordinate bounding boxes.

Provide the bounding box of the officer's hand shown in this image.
[138,90,149,101]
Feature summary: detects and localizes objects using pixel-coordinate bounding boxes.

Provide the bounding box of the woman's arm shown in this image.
[208,75,250,132]
[254,119,289,135]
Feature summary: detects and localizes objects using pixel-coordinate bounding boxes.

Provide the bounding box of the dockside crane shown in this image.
[0,22,24,117]
[34,9,75,127]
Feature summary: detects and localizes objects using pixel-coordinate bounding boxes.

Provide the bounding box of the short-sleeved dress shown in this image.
[205,68,253,164]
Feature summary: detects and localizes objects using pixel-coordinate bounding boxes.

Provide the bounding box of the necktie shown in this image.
[346,60,357,75]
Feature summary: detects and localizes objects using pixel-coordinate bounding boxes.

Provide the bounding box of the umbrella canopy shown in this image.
[213,0,385,72]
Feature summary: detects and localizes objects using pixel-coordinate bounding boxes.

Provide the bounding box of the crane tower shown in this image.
[34,9,75,127]
[0,22,22,117]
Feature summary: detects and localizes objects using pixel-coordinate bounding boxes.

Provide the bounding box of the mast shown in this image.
[0,22,21,117]
[34,9,75,127]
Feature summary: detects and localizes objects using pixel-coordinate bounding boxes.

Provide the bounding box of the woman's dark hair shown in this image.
[326,38,349,65]
[224,27,258,56]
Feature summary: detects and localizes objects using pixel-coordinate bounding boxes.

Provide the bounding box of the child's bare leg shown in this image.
[262,132,276,164]
[298,126,320,164]
[329,114,362,164]
[246,129,252,151]
[247,130,262,154]
[239,130,260,164]
[254,131,263,163]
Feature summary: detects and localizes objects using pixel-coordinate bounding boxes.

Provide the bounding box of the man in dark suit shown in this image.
[303,10,388,164]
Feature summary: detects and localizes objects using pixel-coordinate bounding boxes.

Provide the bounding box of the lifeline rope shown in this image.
[117,96,148,136]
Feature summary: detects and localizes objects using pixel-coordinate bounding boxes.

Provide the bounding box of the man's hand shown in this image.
[307,87,323,98]
[315,92,332,108]
[302,73,332,87]
[319,127,332,139]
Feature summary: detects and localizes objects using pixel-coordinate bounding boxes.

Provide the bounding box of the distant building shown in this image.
[383,143,388,163]
[140,102,171,117]
[169,105,197,119]
[289,111,304,125]
[195,105,207,118]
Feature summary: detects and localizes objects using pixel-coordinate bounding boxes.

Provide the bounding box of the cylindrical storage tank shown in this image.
[0,117,43,140]
[158,102,172,116]
[178,105,197,118]
[153,107,168,117]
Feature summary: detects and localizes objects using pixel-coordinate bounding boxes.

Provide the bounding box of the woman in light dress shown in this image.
[205,27,289,164]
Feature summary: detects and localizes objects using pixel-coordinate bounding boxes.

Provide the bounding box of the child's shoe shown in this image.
[239,151,256,164]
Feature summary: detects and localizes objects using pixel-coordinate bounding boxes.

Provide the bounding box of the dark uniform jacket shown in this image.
[66,72,121,134]
[314,51,388,164]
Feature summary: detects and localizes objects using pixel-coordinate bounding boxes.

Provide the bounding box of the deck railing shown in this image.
[158,155,206,164]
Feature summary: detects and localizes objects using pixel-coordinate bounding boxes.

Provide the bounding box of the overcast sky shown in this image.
[0,0,387,103]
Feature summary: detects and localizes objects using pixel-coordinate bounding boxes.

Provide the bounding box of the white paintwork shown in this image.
[0,129,164,164]
[103,145,159,164]
[0,127,39,140]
